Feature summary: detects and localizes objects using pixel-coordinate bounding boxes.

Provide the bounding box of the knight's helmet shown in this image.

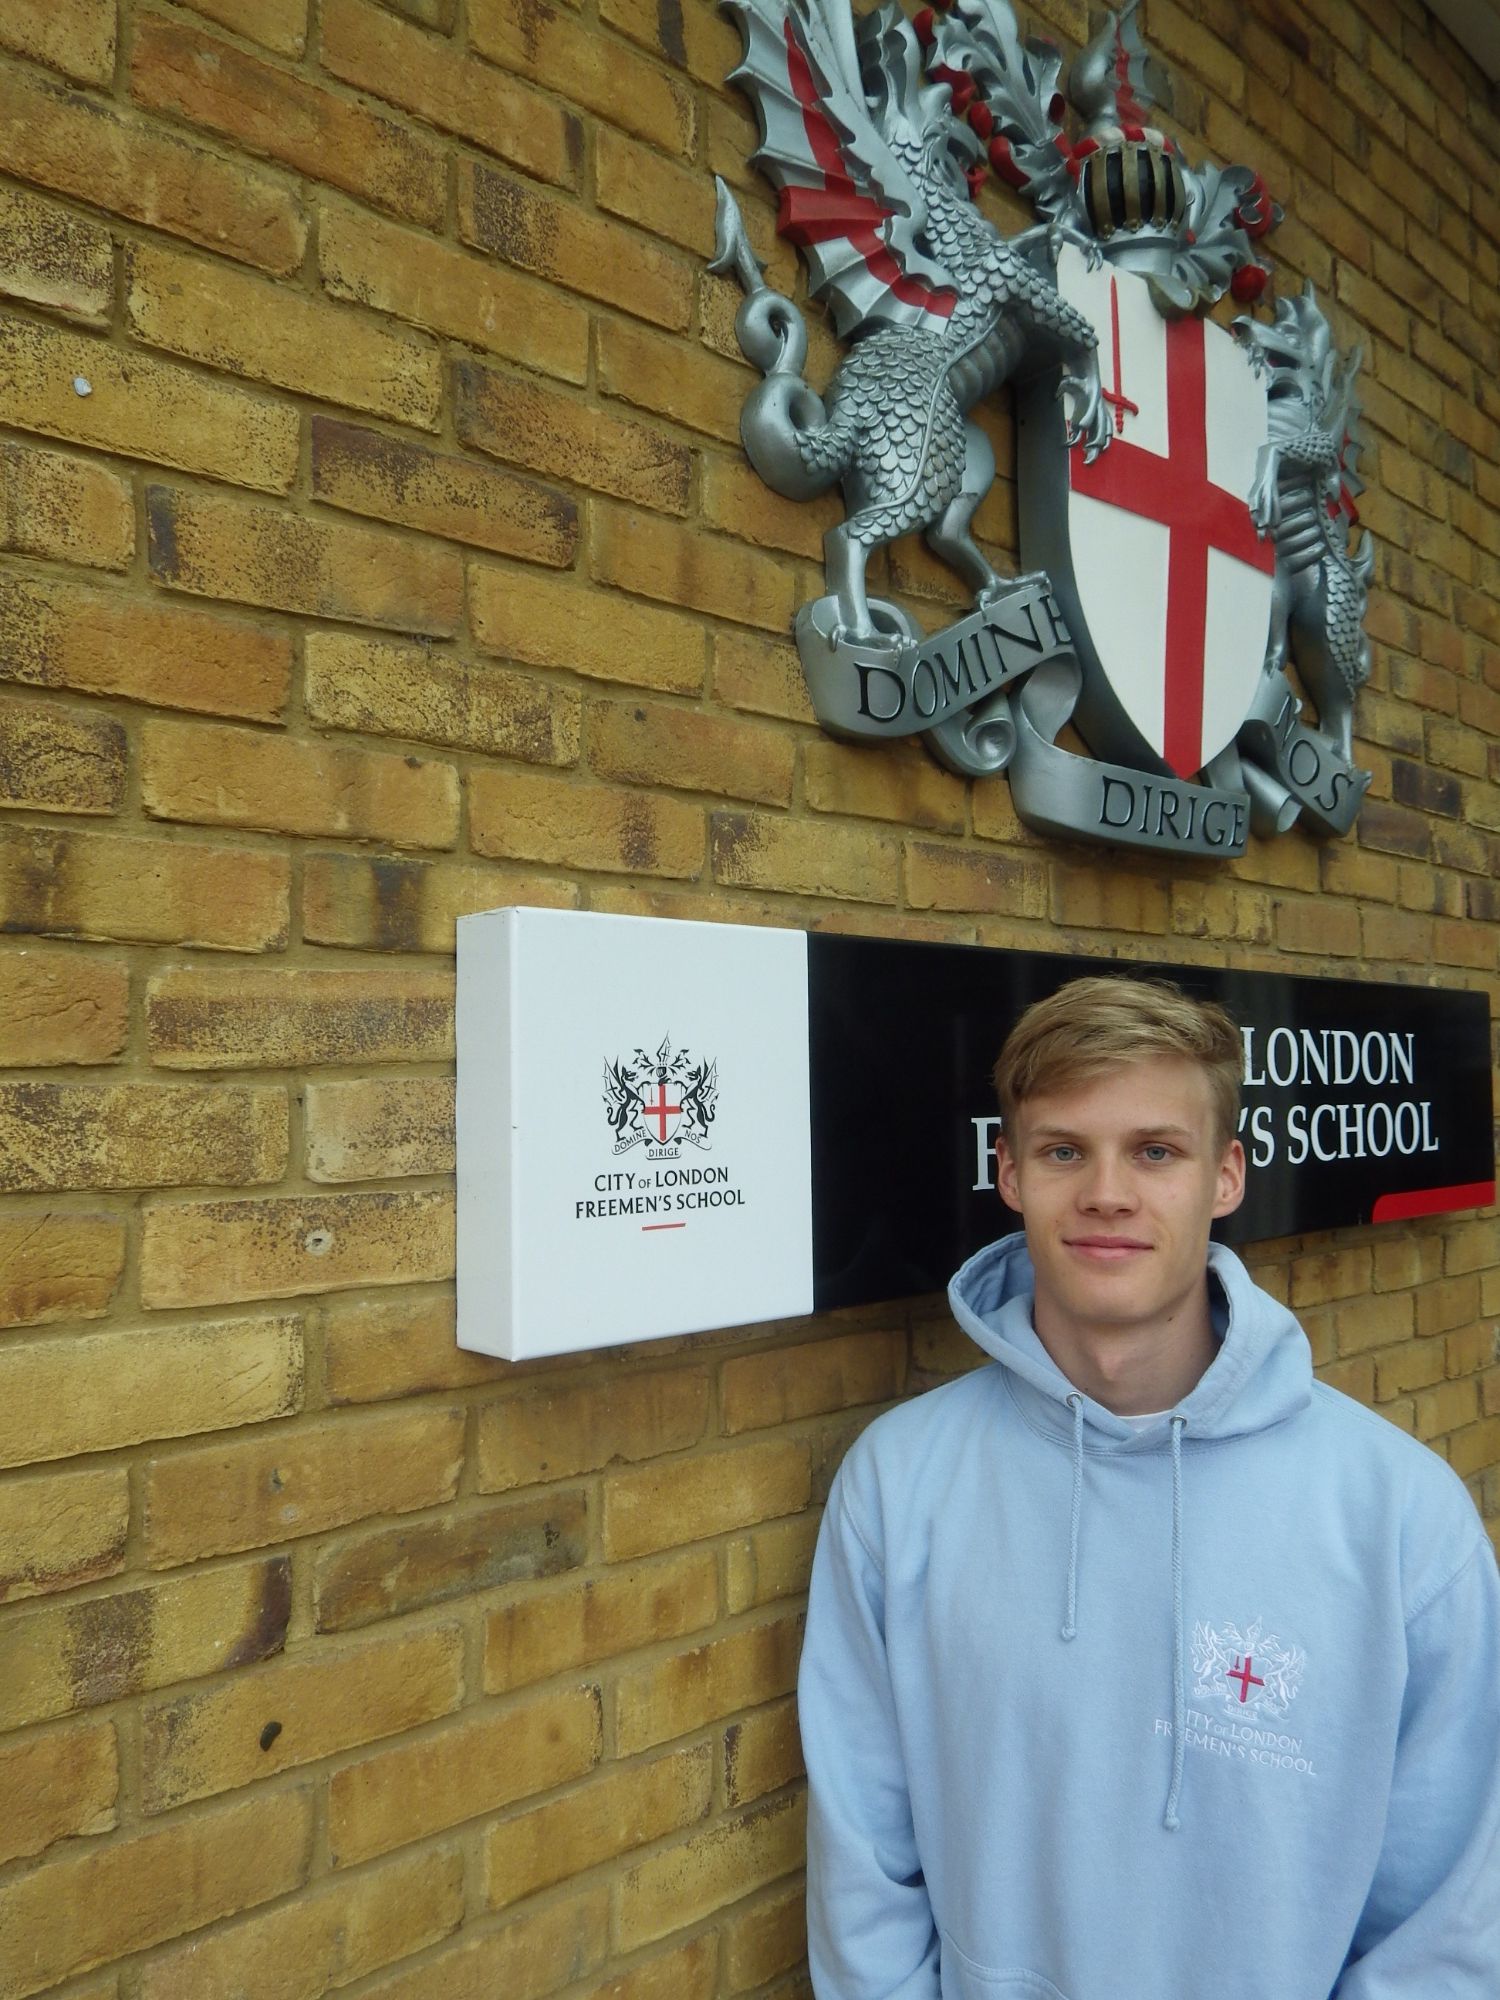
[1066,1,1186,267]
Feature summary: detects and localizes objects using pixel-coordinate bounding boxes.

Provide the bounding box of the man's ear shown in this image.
[995,1135,1024,1215]
[1213,1137,1247,1219]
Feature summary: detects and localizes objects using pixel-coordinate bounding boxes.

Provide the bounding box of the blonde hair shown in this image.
[994,975,1243,1151]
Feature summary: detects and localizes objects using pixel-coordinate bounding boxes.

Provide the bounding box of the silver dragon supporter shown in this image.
[709,0,1375,856]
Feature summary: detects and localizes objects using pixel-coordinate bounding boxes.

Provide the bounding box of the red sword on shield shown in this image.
[1101,274,1139,435]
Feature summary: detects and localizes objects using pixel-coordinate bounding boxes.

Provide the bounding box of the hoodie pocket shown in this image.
[938,1933,1072,2000]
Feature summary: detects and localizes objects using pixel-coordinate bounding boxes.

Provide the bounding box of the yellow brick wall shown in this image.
[0,0,1496,1992]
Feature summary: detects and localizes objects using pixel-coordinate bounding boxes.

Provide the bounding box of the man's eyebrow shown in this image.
[1025,1123,1198,1142]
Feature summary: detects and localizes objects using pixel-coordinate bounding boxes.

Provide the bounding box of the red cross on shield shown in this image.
[1019,248,1276,781]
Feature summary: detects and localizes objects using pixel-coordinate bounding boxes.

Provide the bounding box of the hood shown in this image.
[948,1230,1312,1445]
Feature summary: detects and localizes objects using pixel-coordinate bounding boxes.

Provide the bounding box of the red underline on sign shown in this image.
[1371,1179,1495,1222]
[641,1222,687,1232]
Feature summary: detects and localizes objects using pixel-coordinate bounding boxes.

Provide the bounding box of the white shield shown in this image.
[1019,246,1275,780]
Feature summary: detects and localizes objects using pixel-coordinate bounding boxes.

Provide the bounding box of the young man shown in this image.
[799,976,1500,1999]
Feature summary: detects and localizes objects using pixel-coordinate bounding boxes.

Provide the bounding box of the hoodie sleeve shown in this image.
[800,1466,941,2000]
[1333,1538,1500,1998]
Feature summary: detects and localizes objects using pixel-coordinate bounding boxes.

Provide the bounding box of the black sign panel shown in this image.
[807,934,1495,1312]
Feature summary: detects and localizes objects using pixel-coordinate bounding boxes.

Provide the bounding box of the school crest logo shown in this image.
[603,1037,719,1158]
[709,0,1374,857]
[1192,1617,1306,1720]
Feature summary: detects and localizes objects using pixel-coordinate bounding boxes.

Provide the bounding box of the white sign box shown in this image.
[457,908,814,1359]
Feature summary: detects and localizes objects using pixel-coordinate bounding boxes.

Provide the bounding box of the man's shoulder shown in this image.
[837,1363,1004,1496]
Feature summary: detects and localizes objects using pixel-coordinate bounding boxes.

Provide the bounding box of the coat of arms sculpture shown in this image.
[709,0,1374,856]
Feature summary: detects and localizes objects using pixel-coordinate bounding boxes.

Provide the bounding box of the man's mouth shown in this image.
[1064,1236,1152,1258]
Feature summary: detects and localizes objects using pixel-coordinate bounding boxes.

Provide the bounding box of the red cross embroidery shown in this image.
[1227,1655,1265,1703]
[641,1083,683,1144]
[1069,315,1275,780]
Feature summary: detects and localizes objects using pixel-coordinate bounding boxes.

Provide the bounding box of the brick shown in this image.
[589,699,793,805]
[1446,1326,1497,1379]
[1373,1234,1442,1291]
[713,629,815,724]
[140,718,458,848]
[355,1888,609,2000]
[1291,1247,1373,1309]
[0,1313,303,1470]
[136,1847,463,2000]
[303,850,578,954]
[724,1882,805,1993]
[0,313,297,493]
[906,841,1047,916]
[712,812,897,904]
[1335,1289,1416,1358]
[477,1368,710,1492]
[324,1290,502,1404]
[1416,1273,1482,1338]
[141,1622,464,1812]
[592,505,796,632]
[305,631,579,765]
[0,948,127,1066]
[321,0,580,186]
[0,699,124,817]
[0,183,111,323]
[0,1786,312,2000]
[0,0,115,83]
[1443,1217,1498,1276]
[469,769,704,878]
[0,61,305,275]
[458,159,694,331]
[484,1551,719,1693]
[602,1437,811,1561]
[131,13,444,227]
[319,197,589,385]
[616,1613,802,1755]
[1273,895,1362,956]
[579,1937,718,2000]
[147,485,464,635]
[315,1489,588,1631]
[0,574,291,721]
[146,965,452,1069]
[597,316,746,442]
[724,1516,820,1615]
[142,1405,465,1566]
[0,1209,124,1328]
[699,453,837,565]
[468,0,694,152]
[178,0,309,54]
[0,1557,291,1731]
[469,564,705,695]
[142,1185,454,1311]
[599,0,737,79]
[306,1077,453,1183]
[486,1743,713,1908]
[725,1694,803,1806]
[1448,1417,1500,1480]
[1374,1344,1447,1401]
[127,244,440,429]
[616,1793,806,1950]
[1170,880,1273,946]
[1414,1376,1480,1440]
[0,1720,117,1869]
[0,1080,286,1193]
[803,741,965,833]
[329,1684,602,1866]
[0,440,132,573]
[311,415,576,565]
[457,360,692,514]
[596,126,717,252]
[0,1466,129,1603]
[722,1330,906,1435]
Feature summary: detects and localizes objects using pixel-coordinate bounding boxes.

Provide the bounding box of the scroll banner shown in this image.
[457,911,1494,1356]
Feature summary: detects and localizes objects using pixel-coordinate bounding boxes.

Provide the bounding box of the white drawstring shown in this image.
[1061,1394,1084,1641]
[1163,1414,1188,1831]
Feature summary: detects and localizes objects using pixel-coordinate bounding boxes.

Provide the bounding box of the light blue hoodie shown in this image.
[801,1234,1500,1999]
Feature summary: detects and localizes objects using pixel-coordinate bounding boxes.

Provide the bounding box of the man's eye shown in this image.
[1142,1144,1172,1162]
[1048,1145,1079,1162]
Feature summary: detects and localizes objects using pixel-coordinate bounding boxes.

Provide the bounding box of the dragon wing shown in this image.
[722,0,960,341]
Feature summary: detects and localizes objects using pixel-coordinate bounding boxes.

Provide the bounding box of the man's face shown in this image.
[994,1057,1246,1346]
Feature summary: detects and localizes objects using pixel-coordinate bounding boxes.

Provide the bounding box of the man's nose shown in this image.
[1078,1152,1136,1210]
